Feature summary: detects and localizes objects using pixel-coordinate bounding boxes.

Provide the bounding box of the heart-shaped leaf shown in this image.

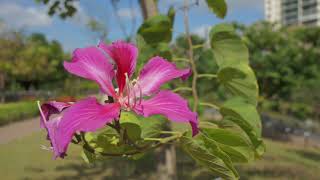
[202,127,254,162]
[138,15,173,45]
[218,64,259,106]
[120,112,142,142]
[220,97,265,157]
[206,0,227,18]
[180,133,238,179]
[210,23,249,67]
[139,115,166,138]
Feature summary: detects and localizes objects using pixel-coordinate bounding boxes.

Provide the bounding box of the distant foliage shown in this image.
[0,32,67,91]
[237,22,320,119]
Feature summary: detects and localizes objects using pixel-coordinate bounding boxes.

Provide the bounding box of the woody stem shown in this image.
[183,0,199,112]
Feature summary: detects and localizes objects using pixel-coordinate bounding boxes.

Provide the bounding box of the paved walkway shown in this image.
[0,117,40,144]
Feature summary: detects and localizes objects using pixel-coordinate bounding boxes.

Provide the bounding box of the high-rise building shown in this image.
[265,0,320,26]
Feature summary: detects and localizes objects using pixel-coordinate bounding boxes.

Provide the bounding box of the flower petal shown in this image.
[39,101,72,128]
[98,41,138,94]
[134,90,198,136]
[136,56,191,96]
[45,116,64,157]
[64,46,115,96]
[44,97,120,158]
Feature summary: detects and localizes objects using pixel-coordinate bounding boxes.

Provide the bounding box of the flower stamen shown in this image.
[125,73,131,110]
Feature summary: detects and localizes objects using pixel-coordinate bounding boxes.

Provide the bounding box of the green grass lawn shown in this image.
[236,140,320,180]
[0,101,38,126]
[0,131,319,180]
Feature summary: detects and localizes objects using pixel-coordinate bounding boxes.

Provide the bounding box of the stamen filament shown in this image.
[125,73,131,110]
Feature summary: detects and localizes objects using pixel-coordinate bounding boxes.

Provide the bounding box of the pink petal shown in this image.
[41,97,120,158]
[136,56,191,96]
[98,41,138,94]
[134,90,199,136]
[64,46,116,96]
[45,116,64,157]
[39,101,72,128]
[38,101,71,158]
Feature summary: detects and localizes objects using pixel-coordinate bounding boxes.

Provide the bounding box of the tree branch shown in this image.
[183,0,199,112]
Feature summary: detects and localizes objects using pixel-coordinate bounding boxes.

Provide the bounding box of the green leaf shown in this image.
[84,132,95,142]
[130,153,145,160]
[201,133,239,177]
[136,35,172,67]
[206,0,227,18]
[138,15,173,45]
[210,23,235,35]
[120,112,142,141]
[94,131,136,155]
[136,35,156,67]
[218,64,259,106]
[202,128,254,162]
[139,115,166,138]
[156,43,172,59]
[210,23,249,67]
[167,6,175,25]
[180,133,238,179]
[220,97,265,157]
[81,148,96,164]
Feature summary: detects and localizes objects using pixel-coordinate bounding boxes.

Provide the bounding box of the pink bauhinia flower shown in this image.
[38,41,199,158]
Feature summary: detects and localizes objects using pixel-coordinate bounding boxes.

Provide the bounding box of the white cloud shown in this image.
[117,8,140,20]
[193,24,211,38]
[0,3,52,28]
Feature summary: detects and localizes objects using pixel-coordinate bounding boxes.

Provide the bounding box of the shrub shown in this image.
[0,101,38,126]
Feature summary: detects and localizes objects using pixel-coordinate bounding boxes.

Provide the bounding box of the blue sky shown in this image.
[0,0,264,51]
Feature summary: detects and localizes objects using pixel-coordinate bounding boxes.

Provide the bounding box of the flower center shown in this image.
[119,73,142,111]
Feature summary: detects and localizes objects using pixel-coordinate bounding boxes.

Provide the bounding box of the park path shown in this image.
[0,117,41,144]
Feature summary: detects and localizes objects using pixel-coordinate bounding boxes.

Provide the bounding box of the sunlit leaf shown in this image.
[156,43,172,59]
[202,128,254,162]
[206,0,227,18]
[81,148,96,164]
[167,6,175,25]
[120,112,142,142]
[210,23,235,35]
[180,133,238,179]
[210,23,249,67]
[218,64,259,106]
[139,115,166,138]
[138,15,173,45]
[220,97,265,157]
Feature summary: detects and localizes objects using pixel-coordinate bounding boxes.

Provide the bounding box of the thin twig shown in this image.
[183,0,199,112]
[172,57,190,63]
[197,74,218,79]
[172,87,193,93]
[199,102,220,110]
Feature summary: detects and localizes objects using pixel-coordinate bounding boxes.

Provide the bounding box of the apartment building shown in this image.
[265,0,320,26]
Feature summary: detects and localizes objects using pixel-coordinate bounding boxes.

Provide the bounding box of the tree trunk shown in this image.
[165,145,177,180]
[156,145,177,180]
[138,1,177,179]
[139,0,158,20]
[0,73,5,102]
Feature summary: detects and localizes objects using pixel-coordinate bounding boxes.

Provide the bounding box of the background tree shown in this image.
[0,30,67,91]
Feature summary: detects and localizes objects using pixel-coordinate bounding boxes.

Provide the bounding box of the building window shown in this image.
[303,19,317,26]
